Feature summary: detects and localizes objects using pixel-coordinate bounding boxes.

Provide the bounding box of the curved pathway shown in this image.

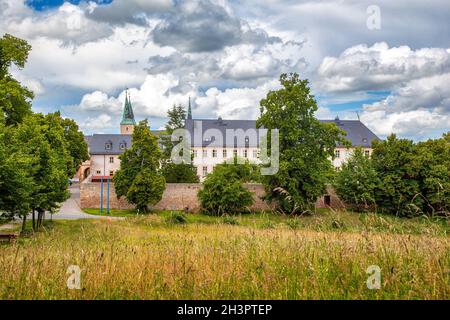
[38,183,121,220]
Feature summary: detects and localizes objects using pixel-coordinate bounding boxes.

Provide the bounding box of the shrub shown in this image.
[198,162,254,216]
[260,219,276,229]
[162,163,199,183]
[334,147,379,212]
[166,211,188,224]
[222,215,239,225]
[285,218,301,229]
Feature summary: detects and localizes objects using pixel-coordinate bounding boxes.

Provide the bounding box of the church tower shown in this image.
[120,90,136,134]
[187,96,192,120]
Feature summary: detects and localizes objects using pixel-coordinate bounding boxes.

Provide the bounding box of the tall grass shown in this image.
[0,213,448,300]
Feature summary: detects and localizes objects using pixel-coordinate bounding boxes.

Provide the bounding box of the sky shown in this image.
[1,0,449,140]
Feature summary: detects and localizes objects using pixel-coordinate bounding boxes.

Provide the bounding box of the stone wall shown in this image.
[80,181,342,212]
[80,181,274,212]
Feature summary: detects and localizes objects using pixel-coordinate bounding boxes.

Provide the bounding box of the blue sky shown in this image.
[1,0,449,140]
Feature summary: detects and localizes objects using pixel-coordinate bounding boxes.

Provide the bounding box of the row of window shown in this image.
[193,149,259,159]
[96,170,115,176]
[334,149,371,159]
[105,142,127,150]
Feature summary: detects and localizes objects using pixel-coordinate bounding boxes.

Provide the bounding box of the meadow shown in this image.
[0,210,448,300]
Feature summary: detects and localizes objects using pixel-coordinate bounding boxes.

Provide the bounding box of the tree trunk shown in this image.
[21,215,27,233]
[32,209,36,231]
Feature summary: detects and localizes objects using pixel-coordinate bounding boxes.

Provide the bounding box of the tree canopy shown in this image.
[257,73,348,214]
[198,161,254,216]
[113,119,166,212]
[0,34,88,231]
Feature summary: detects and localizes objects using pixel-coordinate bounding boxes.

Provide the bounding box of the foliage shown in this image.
[0,121,33,222]
[257,73,348,214]
[166,211,188,224]
[0,35,87,231]
[334,147,380,212]
[198,162,254,216]
[415,133,450,215]
[13,115,70,229]
[162,162,199,183]
[222,215,239,225]
[371,135,423,216]
[127,169,166,213]
[161,103,186,160]
[114,120,166,212]
[0,34,33,125]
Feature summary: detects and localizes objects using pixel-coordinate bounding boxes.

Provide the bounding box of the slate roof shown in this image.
[184,118,263,147]
[88,134,132,155]
[321,119,380,147]
[87,118,380,155]
[184,118,380,148]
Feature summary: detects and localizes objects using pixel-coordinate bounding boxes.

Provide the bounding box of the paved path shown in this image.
[32,183,121,221]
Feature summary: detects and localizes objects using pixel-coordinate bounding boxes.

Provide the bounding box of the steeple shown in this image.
[120,89,136,134]
[187,96,192,120]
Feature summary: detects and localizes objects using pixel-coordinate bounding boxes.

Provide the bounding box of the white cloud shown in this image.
[80,113,113,133]
[317,42,450,92]
[360,73,450,139]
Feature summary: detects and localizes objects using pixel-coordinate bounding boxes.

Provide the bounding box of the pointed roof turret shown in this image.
[121,89,136,125]
[187,96,192,120]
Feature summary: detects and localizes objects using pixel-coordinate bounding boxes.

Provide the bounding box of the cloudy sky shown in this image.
[1,0,449,140]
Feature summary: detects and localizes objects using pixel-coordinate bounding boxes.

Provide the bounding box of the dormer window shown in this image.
[105,141,112,150]
[362,138,368,143]
[119,141,127,150]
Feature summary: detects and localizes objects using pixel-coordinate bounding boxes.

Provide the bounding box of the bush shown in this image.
[162,163,199,183]
[285,218,301,229]
[334,147,379,212]
[260,219,276,229]
[166,211,188,224]
[198,162,254,216]
[222,215,239,225]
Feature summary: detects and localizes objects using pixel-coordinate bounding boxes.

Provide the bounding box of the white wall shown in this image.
[90,154,121,177]
[192,147,260,180]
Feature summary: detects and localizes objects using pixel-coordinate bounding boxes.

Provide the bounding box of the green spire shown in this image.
[121,89,136,125]
[187,96,192,120]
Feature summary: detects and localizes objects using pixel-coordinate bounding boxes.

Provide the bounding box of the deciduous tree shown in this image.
[257,73,348,214]
[114,119,166,212]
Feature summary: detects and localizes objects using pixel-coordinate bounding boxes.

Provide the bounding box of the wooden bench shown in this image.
[0,233,18,244]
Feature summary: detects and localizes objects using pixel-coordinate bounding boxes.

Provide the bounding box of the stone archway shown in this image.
[84,167,90,180]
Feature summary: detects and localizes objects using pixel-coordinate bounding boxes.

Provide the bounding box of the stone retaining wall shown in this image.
[80,181,342,212]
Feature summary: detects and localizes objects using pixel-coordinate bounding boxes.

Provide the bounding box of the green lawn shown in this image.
[0,210,448,299]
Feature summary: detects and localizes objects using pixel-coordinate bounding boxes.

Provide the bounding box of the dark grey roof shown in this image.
[184,118,263,147]
[88,134,132,155]
[184,118,380,148]
[321,119,380,147]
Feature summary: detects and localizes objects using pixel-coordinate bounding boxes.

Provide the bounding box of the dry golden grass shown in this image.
[0,215,448,300]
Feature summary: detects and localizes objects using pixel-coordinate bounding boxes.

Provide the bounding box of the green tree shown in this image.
[14,115,69,230]
[198,161,254,216]
[162,162,199,183]
[161,103,199,182]
[416,133,450,215]
[114,119,166,212]
[257,73,348,214]
[0,34,33,125]
[126,169,166,212]
[334,148,380,212]
[42,112,89,177]
[0,122,33,230]
[371,134,422,217]
[161,103,186,160]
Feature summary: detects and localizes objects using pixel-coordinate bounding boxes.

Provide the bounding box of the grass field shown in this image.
[0,210,448,299]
